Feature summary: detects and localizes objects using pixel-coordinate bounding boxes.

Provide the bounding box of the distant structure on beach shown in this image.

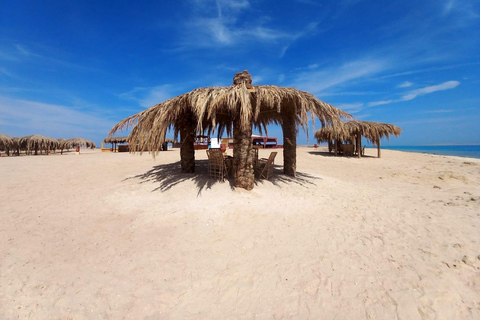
[315,120,401,158]
[109,70,351,190]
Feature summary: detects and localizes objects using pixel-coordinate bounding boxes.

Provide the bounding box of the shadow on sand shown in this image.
[125,160,321,195]
[308,150,375,158]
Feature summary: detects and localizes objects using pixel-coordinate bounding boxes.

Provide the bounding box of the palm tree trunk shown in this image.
[180,127,195,173]
[357,134,361,158]
[233,117,254,190]
[282,108,296,177]
[180,113,196,173]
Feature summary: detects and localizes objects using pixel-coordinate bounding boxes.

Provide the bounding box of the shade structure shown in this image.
[19,134,59,155]
[110,70,351,190]
[103,136,128,144]
[63,137,96,149]
[0,133,13,149]
[315,120,402,158]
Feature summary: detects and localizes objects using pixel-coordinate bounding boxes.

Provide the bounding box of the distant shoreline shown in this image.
[300,144,480,160]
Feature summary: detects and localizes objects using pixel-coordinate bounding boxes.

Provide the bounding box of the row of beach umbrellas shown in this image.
[0,134,96,156]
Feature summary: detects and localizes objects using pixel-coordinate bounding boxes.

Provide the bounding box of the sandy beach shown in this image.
[1,147,479,319]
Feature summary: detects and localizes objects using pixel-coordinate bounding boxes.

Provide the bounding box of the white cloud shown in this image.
[0,96,114,140]
[368,100,393,107]
[423,109,454,114]
[183,0,318,49]
[119,85,175,108]
[398,81,413,88]
[335,102,364,113]
[364,81,460,108]
[401,80,459,101]
[291,58,389,94]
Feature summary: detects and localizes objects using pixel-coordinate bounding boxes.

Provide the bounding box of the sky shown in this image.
[1,0,479,147]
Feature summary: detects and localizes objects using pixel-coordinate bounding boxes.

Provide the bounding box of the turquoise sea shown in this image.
[381,145,480,159]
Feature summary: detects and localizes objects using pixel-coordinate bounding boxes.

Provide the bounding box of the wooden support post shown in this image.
[180,116,196,173]
[357,134,361,158]
[377,140,381,158]
[233,116,254,190]
[282,107,296,177]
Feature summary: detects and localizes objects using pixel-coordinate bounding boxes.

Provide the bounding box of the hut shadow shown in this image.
[308,151,376,158]
[255,165,320,188]
[125,160,235,195]
[125,162,320,194]
[308,150,337,157]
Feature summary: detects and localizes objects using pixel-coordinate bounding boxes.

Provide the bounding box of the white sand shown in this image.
[1,147,479,319]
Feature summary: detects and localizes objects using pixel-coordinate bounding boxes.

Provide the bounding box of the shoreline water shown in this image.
[306,144,480,159]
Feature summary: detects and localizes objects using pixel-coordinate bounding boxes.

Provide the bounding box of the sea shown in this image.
[381,145,480,159]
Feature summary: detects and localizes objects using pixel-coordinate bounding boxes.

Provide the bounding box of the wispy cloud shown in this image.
[335,102,364,113]
[182,0,318,51]
[398,81,413,88]
[402,80,459,101]
[367,81,460,107]
[0,96,114,139]
[119,85,175,108]
[291,57,389,94]
[368,100,393,107]
[422,109,454,114]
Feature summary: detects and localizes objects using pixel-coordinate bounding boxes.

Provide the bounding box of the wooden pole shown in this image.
[377,139,381,158]
[233,116,254,190]
[357,134,361,158]
[179,114,196,173]
[282,107,296,177]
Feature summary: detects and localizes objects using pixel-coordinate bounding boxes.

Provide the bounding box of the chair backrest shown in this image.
[259,152,277,180]
[208,148,227,181]
[343,144,354,156]
[209,148,224,162]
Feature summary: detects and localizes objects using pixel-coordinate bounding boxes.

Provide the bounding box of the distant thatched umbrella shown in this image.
[0,133,14,156]
[103,136,128,144]
[315,120,401,158]
[110,70,351,190]
[20,134,59,155]
[64,137,96,149]
[11,137,21,156]
[102,136,128,152]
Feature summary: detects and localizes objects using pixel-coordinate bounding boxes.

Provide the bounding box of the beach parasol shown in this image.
[19,134,59,155]
[110,70,351,190]
[64,137,96,149]
[0,133,14,156]
[315,120,402,158]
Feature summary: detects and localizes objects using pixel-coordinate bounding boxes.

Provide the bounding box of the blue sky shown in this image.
[1,0,479,146]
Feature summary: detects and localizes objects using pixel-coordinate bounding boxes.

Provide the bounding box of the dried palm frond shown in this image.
[63,137,96,149]
[315,120,402,145]
[0,133,13,150]
[19,134,59,151]
[103,136,128,144]
[109,75,351,153]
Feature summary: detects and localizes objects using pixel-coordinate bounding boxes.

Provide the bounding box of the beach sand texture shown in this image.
[1,147,479,319]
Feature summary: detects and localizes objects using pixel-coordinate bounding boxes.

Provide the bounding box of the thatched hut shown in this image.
[19,135,59,155]
[110,70,350,190]
[315,120,402,158]
[11,137,21,156]
[0,133,14,156]
[65,137,96,149]
[102,136,128,152]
